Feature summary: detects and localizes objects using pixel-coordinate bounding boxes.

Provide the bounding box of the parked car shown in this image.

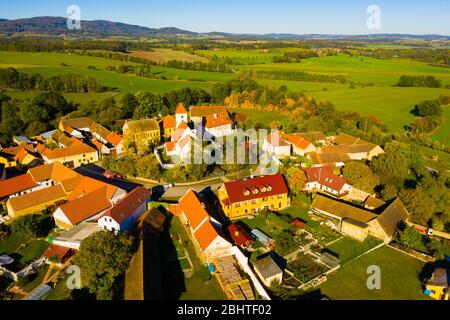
[103,171,123,180]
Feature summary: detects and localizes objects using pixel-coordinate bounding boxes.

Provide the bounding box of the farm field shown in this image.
[195,48,288,65]
[318,245,429,300]
[129,49,208,63]
[246,54,450,86]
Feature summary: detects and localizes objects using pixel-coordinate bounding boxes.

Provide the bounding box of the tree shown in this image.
[398,227,424,249]
[136,154,161,179]
[413,100,442,117]
[133,92,165,120]
[10,214,52,240]
[399,188,436,226]
[343,161,379,193]
[286,167,306,195]
[74,231,136,300]
[120,93,138,119]
[381,185,398,201]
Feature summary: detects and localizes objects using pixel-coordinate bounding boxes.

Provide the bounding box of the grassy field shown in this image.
[326,237,382,265]
[246,54,450,86]
[129,49,208,63]
[196,48,286,65]
[318,246,429,300]
[432,106,450,145]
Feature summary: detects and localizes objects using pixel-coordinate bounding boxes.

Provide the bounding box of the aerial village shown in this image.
[0,103,449,301]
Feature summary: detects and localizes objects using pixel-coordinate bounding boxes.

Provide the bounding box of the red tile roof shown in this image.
[304,166,348,192]
[165,141,175,152]
[102,186,150,224]
[222,174,289,204]
[42,244,72,261]
[175,103,187,115]
[0,173,36,198]
[228,224,255,246]
[195,221,220,251]
[106,132,123,146]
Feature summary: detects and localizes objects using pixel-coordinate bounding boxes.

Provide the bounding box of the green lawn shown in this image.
[419,145,450,173]
[432,106,450,146]
[16,240,49,265]
[326,237,382,265]
[318,246,429,300]
[164,217,227,300]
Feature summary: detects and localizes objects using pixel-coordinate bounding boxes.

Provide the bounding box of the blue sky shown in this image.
[1,0,449,35]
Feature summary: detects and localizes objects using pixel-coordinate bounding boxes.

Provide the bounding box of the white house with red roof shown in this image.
[262,132,291,159]
[204,112,234,139]
[98,186,151,234]
[303,166,352,196]
[164,122,197,162]
[179,189,232,263]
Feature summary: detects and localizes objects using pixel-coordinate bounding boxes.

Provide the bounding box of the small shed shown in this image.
[253,255,283,287]
[250,229,274,247]
[228,224,255,247]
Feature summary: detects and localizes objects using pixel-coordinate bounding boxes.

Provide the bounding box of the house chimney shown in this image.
[235,230,239,237]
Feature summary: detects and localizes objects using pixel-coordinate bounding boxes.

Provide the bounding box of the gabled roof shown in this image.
[311,194,377,223]
[374,198,409,237]
[190,106,229,118]
[106,131,123,147]
[67,176,119,201]
[8,184,66,211]
[28,162,79,183]
[204,113,232,128]
[165,141,175,152]
[282,133,312,150]
[124,118,159,132]
[427,268,450,287]
[161,115,176,129]
[195,220,221,251]
[179,190,209,230]
[101,186,150,224]
[228,224,255,246]
[0,173,36,198]
[265,132,290,147]
[222,174,289,204]
[59,117,93,132]
[304,166,348,192]
[41,143,97,159]
[307,152,350,165]
[171,122,190,143]
[42,244,72,261]
[253,255,283,279]
[177,135,191,149]
[175,103,187,115]
[59,186,112,225]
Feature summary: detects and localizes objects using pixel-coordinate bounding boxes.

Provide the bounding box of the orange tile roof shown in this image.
[0,144,35,157]
[60,175,84,193]
[92,140,104,151]
[204,113,232,128]
[195,221,219,251]
[59,186,112,225]
[179,190,209,230]
[175,103,187,114]
[161,115,176,129]
[28,162,79,183]
[0,173,36,198]
[282,134,312,150]
[102,186,150,224]
[165,141,175,152]
[13,148,33,162]
[177,135,191,149]
[106,131,123,147]
[67,176,118,201]
[42,143,97,159]
[171,122,189,143]
[8,184,67,211]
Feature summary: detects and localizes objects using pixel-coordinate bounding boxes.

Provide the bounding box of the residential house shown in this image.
[321,134,385,161]
[262,132,291,159]
[253,255,283,287]
[175,103,188,127]
[189,106,232,129]
[282,133,316,156]
[0,144,40,168]
[311,194,409,243]
[122,118,161,155]
[179,189,233,263]
[6,184,67,218]
[98,186,151,234]
[304,166,352,196]
[204,112,234,139]
[425,268,449,300]
[0,173,37,203]
[160,115,177,140]
[53,186,113,230]
[168,122,196,162]
[13,136,32,146]
[306,151,350,168]
[39,143,99,168]
[51,222,100,250]
[218,174,290,219]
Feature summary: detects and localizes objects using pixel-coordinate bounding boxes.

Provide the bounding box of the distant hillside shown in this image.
[0,16,196,37]
[0,16,448,40]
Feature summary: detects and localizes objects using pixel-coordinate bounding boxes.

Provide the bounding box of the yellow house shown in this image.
[122,118,161,155]
[159,115,176,140]
[0,155,17,168]
[40,143,99,168]
[6,184,68,218]
[425,268,449,300]
[218,174,290,219]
